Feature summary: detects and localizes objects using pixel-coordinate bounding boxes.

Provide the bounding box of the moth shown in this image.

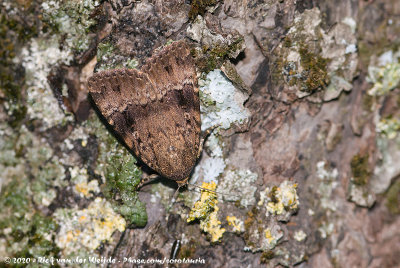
[87,40,201,187]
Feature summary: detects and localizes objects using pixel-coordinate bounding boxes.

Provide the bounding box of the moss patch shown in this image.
[188,0,217,20]
[386,180,400,215]
[350,153,371,185]
[85,114,147,227]
[298,45,329,92]
[194,37,244,74]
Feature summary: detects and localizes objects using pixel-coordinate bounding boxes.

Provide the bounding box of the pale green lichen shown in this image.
[41,0,100,52]
[0,124,61,260]
[318,222,334,239]
[218,169,258,207]
[367,50,400,96]
[96,41,139,71]
[371,130,400,194]
[187,182,225,243]
[376,117,400,139]
[54,197,126,255]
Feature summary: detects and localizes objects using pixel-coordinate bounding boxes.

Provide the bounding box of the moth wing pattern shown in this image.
[88,40,201,183]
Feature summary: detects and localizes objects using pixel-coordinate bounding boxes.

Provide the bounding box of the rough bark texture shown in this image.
[1,0,400,267]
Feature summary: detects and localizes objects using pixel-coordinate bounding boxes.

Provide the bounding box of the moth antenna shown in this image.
[187,182,241,199]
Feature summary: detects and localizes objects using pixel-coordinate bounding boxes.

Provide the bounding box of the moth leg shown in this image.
[137,174,160,189]
[197,124,220,158]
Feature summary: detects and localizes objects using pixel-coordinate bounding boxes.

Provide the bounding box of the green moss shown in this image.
[244,207,257,230]
[86,114,147,227]
[103,154,147,227]
[350,154,371,185]
[283,36,292,48]
[188,0,217,20]
[97,42,115,63]
[386,180,400,215]
[298,45,329,92]
[260,250,275,263]
[195,37,245,74]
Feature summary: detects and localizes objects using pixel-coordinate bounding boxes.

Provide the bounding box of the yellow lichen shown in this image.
[265,228,274,244]
[226,216,243,233]
[260,181,299,215]
[187,182,225,242]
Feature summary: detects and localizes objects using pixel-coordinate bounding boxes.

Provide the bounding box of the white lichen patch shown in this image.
[347,183,375,207]
[20,37,73,129]
[192,133,226,184]
[226,216,244,233]
[318,222,334,239]
[294,230,307,242]
[55,197,126,254]
[218,169,258,207]
[199,70,250,131]
[259,181,299,221]
[316,161,339,212]
[70,167,100,198]
[371,135,400,194]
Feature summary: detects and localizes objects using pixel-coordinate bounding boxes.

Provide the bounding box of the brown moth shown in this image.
[87,40,201,187]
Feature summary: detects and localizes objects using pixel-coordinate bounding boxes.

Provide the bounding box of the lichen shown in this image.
[258,181,299,221]
[218,169,258,207]
[187,16,245,73]
[226,216,244,233]
[376,117,400,139]
[96,41,139,71]
[264,228,282,248]
[54,197,126,255]
[85,114,147,227]
[277,8,357,101]
[315,161,339,211]
[199,70,250,131]
[187,182,225,242]
[191,130,225,185]
[367,50,400,96]
[20,36,74,130]
[41,0,100,53]
[294,230,307,242]
[70,166,100,198]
